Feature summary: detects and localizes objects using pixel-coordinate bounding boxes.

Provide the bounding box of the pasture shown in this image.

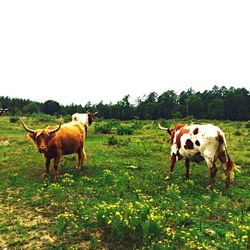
[0,115,249,249]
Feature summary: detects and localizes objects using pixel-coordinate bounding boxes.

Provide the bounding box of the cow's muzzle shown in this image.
[38,146,47,153]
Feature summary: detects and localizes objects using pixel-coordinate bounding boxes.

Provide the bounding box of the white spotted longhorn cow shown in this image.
[159,123,239,189]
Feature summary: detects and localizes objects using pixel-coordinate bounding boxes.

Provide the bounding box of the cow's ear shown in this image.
[49,132,56,138]
[28,132,36,140]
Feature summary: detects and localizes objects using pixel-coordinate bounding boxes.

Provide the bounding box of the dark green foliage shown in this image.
[107,119,121,127]
[94,122,112,134]
[9,116,18,123]
[22,102,41,114]
[117,125,134,135]
[131,120,143,130]
[233,130,241,136]
[107,135,119,146]
[43,100,61,115]
[245,121,250,128]
[0,118,249,249]
[1,85,250,120]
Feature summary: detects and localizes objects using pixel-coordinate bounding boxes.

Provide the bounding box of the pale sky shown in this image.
[1,1,249,106]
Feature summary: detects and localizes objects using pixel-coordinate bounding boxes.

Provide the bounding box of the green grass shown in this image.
[0,116,249,249]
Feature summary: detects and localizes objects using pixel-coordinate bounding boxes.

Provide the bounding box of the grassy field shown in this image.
[0,115,249,249]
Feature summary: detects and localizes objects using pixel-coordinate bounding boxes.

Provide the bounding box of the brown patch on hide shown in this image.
[193,127,199,135]
[217,131,224,144]
[226,155,235,172]
[218,151,227,164]
[174,124,186,131]
[170,124,186,146]
[185,139,194,149]
[170,131,175,145]
[176,127,190,149]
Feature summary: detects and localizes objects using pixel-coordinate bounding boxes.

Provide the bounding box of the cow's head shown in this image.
[158,123,186,145]
[20,118,61,153]
[87,111,98,125]
[158,123,171,135]
[0,108,8,116]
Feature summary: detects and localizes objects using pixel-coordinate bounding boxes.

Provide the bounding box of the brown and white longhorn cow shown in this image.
[159,123,238,188]
[0,108,8,116]
[20,118,86,179]
[72,111,98,135]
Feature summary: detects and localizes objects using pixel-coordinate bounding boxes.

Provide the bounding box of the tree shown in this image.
[157,90,177,119]
[23,102,41,114]
[140,92,158,119]
[116,95,134,120]
[224,88,250,120]
[43,100,61,115]
[187,93,205,118]
[178,89,194,117]
[208,98,225,119]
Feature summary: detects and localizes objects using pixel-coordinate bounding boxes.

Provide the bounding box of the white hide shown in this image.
[72,113,89,127]
[171,124,227,166]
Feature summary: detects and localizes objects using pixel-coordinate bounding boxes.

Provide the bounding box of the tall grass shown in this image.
[0,116,249,249]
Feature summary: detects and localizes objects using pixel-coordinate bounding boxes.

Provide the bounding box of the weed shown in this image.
[107,135,119,146]
[117,124,134,135]
[94,122,112,134]
[245,121,250,128]
[0,117,249,249]
[233,130,241,136]
[9,116,18,123]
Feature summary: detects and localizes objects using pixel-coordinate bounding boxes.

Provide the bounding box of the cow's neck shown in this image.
[88,114,93,126]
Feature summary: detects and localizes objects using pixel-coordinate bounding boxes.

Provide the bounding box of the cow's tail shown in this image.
[84,125,88,138]
[226,152,241,177]
[218,131,241,178]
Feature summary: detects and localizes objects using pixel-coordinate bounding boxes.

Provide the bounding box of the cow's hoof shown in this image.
[53,175,60,180]
[76,166,81,172]
[165,176,170,181]
[42,173,49,178]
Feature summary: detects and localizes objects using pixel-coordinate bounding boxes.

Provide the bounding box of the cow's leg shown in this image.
[53,155,61,180]
[82,147,86,161]
[76,149,83,171]
[219,151,231,189]
[43,158,50,178]
[185,159,190,180]
[209,163,217,189]
[204,155,217,189]
[76,145,86,171]
[165,153,176,181]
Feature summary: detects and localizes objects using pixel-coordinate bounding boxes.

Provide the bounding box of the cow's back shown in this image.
[72,113,88,126]
[48,121,85,155]
[173,124,226,159]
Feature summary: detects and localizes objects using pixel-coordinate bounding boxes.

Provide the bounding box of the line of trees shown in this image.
[1,86,250,120]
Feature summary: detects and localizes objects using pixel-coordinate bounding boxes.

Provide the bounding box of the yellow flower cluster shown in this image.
[56,211,77,222]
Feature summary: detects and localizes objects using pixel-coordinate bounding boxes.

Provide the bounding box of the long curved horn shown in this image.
[94,111,99,115]
[48,124,61,134]
[158,123,171,134]
[20,118,35,133]
[158,123,168,131]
